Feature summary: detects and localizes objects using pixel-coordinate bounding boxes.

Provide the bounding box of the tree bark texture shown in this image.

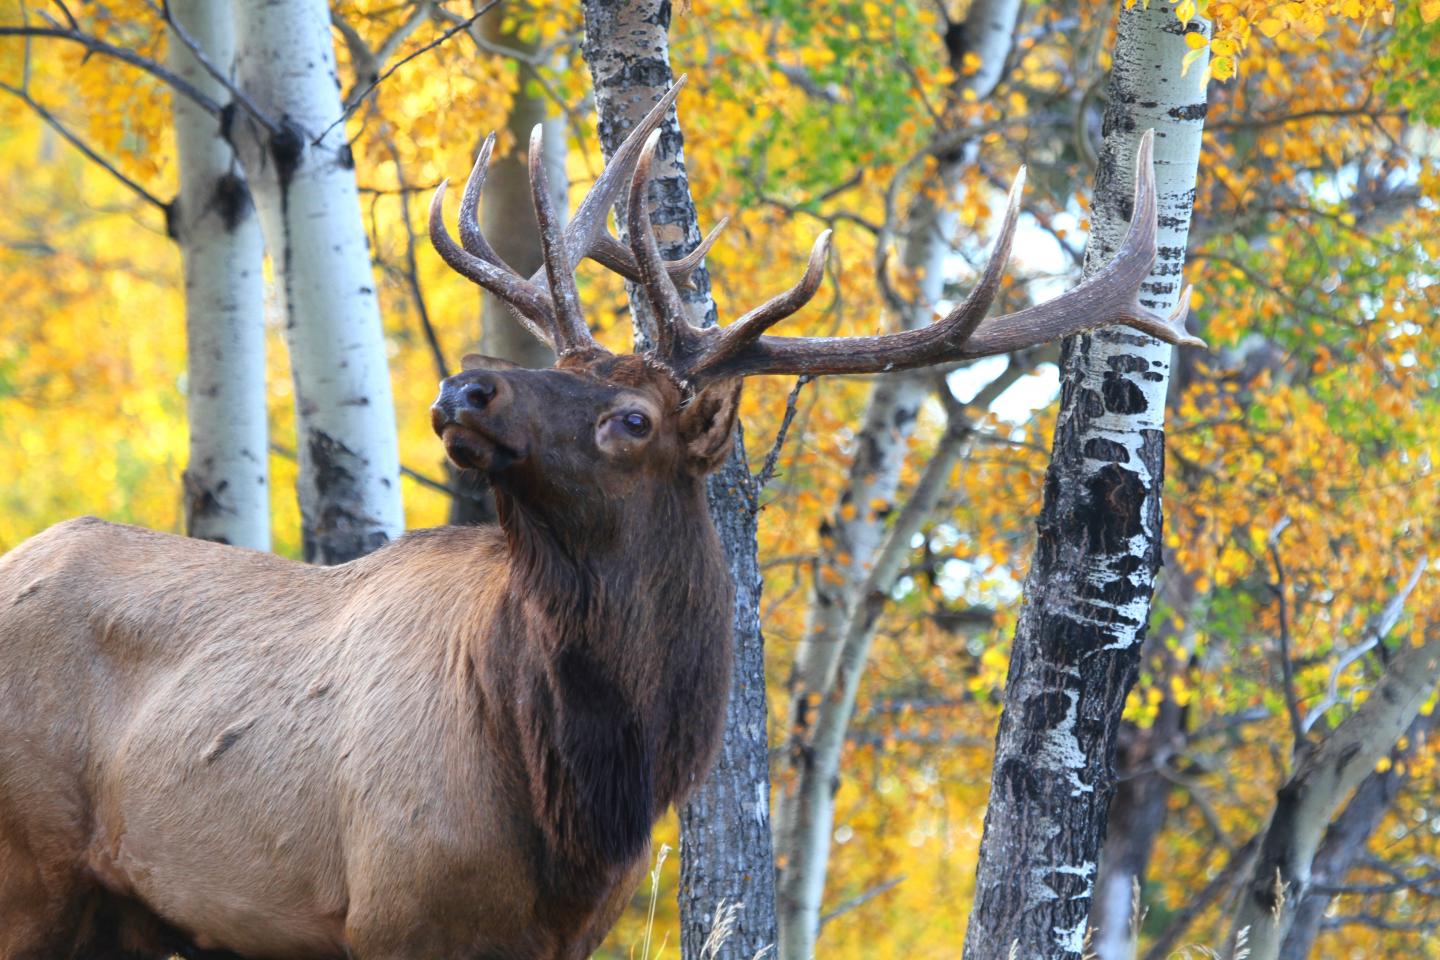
[1228,632,1440,960]
[580,4,778,958]
[169,0,269,550]
[230,0,403,564]
[449,9,564,526]
[962,5,1209,958]
[1088,549,1200,960]
[1277,709,1435,960]
[771,6,1022,959]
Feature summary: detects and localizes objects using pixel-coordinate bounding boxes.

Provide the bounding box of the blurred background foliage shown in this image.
[1,0,1439,956]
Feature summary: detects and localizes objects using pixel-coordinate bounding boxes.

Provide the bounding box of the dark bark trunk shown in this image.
[961,4,1208,957]
[580,4,779,958]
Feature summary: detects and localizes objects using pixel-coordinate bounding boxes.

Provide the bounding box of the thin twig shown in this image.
[753,375,812,494]
[0,82,170,214]
[0,25,223,115]
[1301,556,1429,734]
[388,138,449,380]
[1267,518,1308,753]
[313,0,503,145]
[270,442,482,502]
[819,876,905,928]
[150,0,281,134]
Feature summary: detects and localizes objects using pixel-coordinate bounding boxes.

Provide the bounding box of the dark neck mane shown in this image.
[490,483,733,885]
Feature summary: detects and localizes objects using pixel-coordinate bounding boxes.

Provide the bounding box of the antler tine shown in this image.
[959,128,1203,354]
[627,129,706,362]
[528,123,594,354]
[459,133,506,264]
[524,76,688,285]
[589,216,728,289]
[679,129,1202,385]
[935,165,1026,345]
[429,180,559,349]
[685,229,831,381]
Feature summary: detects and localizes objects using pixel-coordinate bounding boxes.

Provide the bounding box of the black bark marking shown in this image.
[269,120,304,189]
[211,172,253,232]
[1083,437,1131,463]
[1102,372,1147,414]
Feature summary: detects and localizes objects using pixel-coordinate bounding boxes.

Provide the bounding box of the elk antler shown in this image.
[661,128,1202,387]
[432,90,1202,381]
[429,76,724,357]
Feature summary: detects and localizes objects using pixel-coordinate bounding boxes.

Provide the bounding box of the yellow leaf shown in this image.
[1212,55,1235,80]
[1423,0,1440,21]
[1185,31,1208,49]
[1258,16,1284,36]
[1176,0,1196,23]
[1181,46,1208,76]
[1211,37,1237,57]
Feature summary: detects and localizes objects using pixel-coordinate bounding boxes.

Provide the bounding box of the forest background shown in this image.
[1,0,1439,958]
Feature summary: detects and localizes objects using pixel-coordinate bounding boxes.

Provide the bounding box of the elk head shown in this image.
[428,77,1201,535]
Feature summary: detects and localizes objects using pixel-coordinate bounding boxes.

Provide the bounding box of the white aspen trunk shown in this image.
[230,0,403,564]
[961,4,1208,957]
[772,4,1021,958]
[1228,631,1440,960]
[169,0,269,550]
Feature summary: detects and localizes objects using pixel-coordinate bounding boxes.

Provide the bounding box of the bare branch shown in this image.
[0,82,170,215]
[753,375,812,493]
[314,0,503,145]
[0,24,223,115]
[818,876,905,928]
[1267,518,1308,752]
[1302,556,1428,734]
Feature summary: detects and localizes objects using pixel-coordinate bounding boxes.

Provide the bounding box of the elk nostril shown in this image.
[460,381,497,410]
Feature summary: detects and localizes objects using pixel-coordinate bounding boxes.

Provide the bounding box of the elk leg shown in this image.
[0,822,85,960]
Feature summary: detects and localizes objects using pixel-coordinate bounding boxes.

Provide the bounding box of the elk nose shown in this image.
[460,380,497,410]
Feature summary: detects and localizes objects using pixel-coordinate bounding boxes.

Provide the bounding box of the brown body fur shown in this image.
[0,355,737,960]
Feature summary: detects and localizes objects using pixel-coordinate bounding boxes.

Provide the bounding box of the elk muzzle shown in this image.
[432,370,524,473]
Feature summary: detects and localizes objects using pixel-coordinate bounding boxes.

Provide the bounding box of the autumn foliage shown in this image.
[2,0,1439,956]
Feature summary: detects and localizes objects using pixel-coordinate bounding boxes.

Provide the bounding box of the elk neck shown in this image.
[481,474,734,888]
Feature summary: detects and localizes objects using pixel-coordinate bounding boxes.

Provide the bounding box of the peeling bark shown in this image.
[962,5,1209,958]
[771,5,1022,958]
[169,0,269,550]
[230,0,403,564]
[580,4,777,958]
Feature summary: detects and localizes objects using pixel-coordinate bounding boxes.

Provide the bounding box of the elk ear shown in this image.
[461,353,523,372]
[678,379,742,474]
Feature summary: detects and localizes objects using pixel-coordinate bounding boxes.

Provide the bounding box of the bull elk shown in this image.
[0,78,1198,960]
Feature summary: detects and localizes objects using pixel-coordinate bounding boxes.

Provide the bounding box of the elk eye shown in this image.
[621,412,651,437]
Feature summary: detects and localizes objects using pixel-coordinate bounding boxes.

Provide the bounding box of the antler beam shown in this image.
[677,129,1202,386]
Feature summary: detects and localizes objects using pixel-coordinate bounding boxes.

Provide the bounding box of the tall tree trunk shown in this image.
[169,0,269,550]
[1088,552,1199,960]
[1229,634,1440,960]
[449,8,564,526]
[962,5,1209,957]
[771,6,1021,958]
[580,4,778,958]
[229,0,403,564]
